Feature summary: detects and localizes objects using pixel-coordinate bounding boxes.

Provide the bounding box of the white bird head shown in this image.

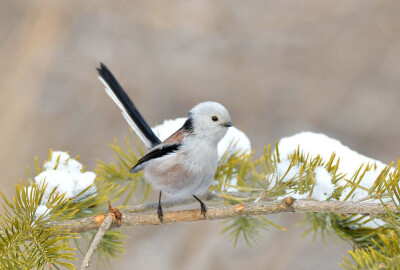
[189,101,232,143]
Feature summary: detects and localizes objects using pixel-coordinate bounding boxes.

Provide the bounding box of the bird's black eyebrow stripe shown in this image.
[130,144,181,172]
[182,117,193,133]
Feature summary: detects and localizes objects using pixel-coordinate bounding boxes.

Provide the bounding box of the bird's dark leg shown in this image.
[193,195,207,219]
[158,191,163,222]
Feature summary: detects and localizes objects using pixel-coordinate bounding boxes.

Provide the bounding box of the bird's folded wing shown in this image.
[130,143,181,173]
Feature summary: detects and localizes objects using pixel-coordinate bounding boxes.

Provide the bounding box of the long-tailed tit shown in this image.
[97,63,232,222]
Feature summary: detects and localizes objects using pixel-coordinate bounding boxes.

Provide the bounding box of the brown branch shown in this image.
[48,198,399,234]
[123,191,219,214]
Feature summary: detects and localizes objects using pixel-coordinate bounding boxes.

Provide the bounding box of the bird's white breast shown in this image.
[144,136,219,197]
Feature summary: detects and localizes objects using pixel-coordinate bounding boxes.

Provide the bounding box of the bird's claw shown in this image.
[200,201,207,219]
[157,204,164,222]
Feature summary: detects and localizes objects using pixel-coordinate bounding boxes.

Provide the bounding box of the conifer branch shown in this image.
[7,139,400,269]
[48,198,398,234]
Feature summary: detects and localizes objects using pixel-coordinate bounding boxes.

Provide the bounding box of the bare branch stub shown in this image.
[284,197,294,206]
[108,201,122,226]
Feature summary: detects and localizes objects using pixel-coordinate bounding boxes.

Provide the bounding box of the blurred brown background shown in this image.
[2,1,400,269]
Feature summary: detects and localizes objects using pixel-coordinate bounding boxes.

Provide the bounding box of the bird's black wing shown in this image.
[97,63,161,148]
[130,143,181,173]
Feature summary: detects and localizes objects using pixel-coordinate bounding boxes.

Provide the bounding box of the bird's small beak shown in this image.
[224,122,233,127]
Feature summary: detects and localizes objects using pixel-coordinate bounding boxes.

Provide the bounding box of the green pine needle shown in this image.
[0,181,77,269]
[221,216,285,249]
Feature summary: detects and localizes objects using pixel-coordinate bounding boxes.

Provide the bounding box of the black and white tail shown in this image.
[97,63,161,148]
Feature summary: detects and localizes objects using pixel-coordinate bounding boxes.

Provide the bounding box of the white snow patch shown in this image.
[274,165,334,201]
[290,193,309,200]
[33,151,97,218]
[35,170,76,201]
[278,132,393,202]
[26,186,33,198]
[152,118,187,141]
[43,151,83,173]
[339,170,382,201]
[362,218,386,229]
[275,160,301,183]
[267,159,301,190]
[312,166,334,201]
[278,132,389,178]
[217,126,251,160]
[273,132,390,228]
[347,215,386,230]
[73,171,97,201]
[35,205,49,219]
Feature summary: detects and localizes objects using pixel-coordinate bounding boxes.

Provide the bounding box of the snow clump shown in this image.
[33,151,97,218]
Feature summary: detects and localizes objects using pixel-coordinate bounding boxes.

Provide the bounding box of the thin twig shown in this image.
[49,198,399,234]
[80,202,122,270]
[80,213,114,270]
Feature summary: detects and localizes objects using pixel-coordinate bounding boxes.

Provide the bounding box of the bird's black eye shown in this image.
[212,116,218,121]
